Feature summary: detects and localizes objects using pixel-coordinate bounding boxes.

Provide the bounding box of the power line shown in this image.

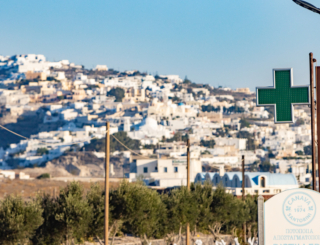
[0,123,149,158]
[0,124,29,140]
[0,124,74,144]
[111,134,149,158]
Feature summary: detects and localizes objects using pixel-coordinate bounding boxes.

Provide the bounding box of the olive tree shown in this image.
[163,186,199,244]
[191,182,214,234]
[55,181,91,244]
[110,181,166,242]
[209,185,237,240]
[31,194,65,245]
[245,195,258,239]
[0,195,43,244]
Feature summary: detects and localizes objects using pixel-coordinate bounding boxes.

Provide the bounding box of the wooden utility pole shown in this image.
[242,155,245,200]
[316,66,320,193]
[242,155,246,244]
[186,139,190,245]
[187,139,190,190]
[310,53,317,191]
[105,122,110,245]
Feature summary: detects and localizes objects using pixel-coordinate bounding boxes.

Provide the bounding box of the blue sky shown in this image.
[1,0,320,90]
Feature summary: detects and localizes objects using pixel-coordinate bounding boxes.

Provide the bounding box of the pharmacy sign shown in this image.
[256,69,310,123]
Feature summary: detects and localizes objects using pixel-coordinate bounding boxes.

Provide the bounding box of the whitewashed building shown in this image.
[195,168,299,197]
[129,157,202,188]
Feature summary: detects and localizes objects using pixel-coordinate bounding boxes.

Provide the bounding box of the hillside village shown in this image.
[0,54,313,195]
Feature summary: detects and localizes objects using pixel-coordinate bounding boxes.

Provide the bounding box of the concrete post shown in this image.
[258,195,264,245]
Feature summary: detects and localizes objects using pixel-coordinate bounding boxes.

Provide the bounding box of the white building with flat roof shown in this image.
[129,157,202,188]
[104,78,138,89]
[0,89,30,106]
[215,137,247,150]
[0,54,64,73]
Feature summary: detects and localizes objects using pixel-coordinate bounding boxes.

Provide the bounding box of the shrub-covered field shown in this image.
[0,181,257,244]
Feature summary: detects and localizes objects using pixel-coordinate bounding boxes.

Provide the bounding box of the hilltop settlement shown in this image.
[0,54,313,197]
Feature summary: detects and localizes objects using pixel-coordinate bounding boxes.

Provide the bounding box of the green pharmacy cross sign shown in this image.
[256,69,310,123]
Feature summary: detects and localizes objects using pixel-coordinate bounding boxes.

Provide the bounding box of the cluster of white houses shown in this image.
[0,53,313,195]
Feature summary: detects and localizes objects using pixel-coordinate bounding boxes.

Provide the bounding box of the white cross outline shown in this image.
[256,68,310,124]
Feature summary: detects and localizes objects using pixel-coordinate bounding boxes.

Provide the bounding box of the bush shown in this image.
[84,132,140,153]
[107,87,125,102]
[240,118,250,129]
[200,139,216,148]
[201,105,221,112]
[304,145,312,155]
[55,182,91,243]
[0,181,258,243]
[36,148,49,156]
[0,196,43,244]
[110,181,167,239]
[259,161,275,172]
[143,144,156,149]
[32,194,65,245]
[33,182,94,244]
[86,184,106,239]
[36,173,50,179]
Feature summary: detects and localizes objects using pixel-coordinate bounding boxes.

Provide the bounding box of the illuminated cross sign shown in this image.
[256,69,310,123]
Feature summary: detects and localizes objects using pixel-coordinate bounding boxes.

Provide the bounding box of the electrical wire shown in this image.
[0,123,150,158]
[0,125,60,144]
[0,124,29,140]
[110,134,150,158]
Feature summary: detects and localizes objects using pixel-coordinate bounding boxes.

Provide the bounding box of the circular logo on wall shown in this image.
[282,192,316,226]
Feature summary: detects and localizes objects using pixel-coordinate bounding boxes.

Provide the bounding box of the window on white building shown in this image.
[174,167,178,173]
[164,167,167,173]
[260,177,266,188]
[143,167,148,173]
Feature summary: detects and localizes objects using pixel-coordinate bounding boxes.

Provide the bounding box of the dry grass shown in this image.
[0,179,120,201]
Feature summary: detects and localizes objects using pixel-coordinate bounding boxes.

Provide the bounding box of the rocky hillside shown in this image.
[19,152,129,178]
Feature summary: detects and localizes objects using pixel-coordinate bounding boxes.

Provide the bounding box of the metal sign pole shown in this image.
[310,53,317,191]
[316,66,320,192]
[186,139,190,245]
[258,196,264,245]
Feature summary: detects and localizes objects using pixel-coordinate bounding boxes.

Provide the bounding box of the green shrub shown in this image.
[36,148,49,156]
[36,173,50,179]
[0,196,43,244]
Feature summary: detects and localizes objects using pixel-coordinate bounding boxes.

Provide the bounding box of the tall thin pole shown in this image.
[316,66,320,193]
[242,155,246,243]
[258,196,265,245]
[186,139,190,245]
[187,139,190,190]
[105,122,110,245]
[310,53,317,191]
[242,155,245,200]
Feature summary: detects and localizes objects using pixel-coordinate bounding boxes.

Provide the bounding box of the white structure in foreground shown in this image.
[0,170,30,180]
[195,165,299,196]
[129,157,202,188]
